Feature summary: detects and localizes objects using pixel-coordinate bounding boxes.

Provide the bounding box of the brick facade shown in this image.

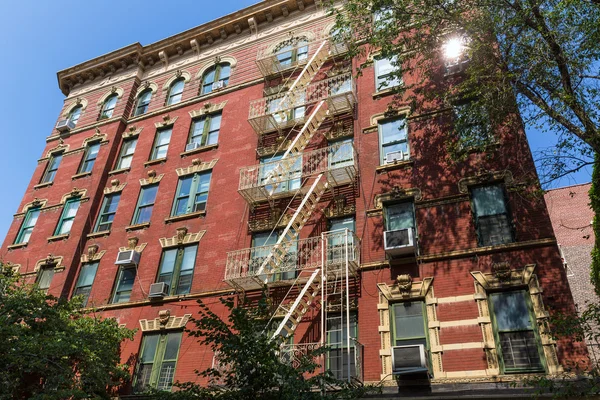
[0,0,588,396]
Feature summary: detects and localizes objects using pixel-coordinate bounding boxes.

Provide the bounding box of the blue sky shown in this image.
[0,0,591,243]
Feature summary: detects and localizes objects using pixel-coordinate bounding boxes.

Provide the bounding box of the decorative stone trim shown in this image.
[45,142,70,158]
[188,101,228,118]
[180,143,219,157]
[96,86,125,106]
[135,81,158,97]
[123,125,143,139]
[72,171,92,180]
[416,194,469,209]
[87,231,110,239]
[176,158,218,177]
[370,107,411,127]
[34,182,53,190]
[195,57,237,80]
[249,208,291,233]
[7,243,27,250]
[21,198,48,213]
[104,179,126,194]
[47,234,69,242]
[80,244,106,263]
[34,255,65,273]
[377,276,443,380]
[125,223,150,232]
[372,87,398,99]
[154,115,178,129]
[159,227,206,248]
[60,188,87,204]
[458,170,515,194]
[162,70,191,92]
[264,31,316,55]
[5,262,21,273]
[82,130,108,147]
[118,237,147,253]
[324,120,354,142]
[164,211,206,223]
[144,158,167,167]
[108,167,130,176]
[375,159,414,173]
[471,263,562,375]
[139,170,164,186]
[373,187,422,210]
[324,196,356,218]
[61,98,89,118]
[139,311,192,332]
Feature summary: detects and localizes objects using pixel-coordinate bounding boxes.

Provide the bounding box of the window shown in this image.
[116,138,137,170]
[78,142,100,174]
[201,63,231,95]
[385,202,416,232]
[260,154,301,195]
[274,37,308,67]
[41,153,63,184]
[327,217,356,263]
[328,139,354,169]
[150,128,172,160]
[134,331,182,393]
[471,185,513,246]
[453,101,491,149]
[15,207,40,244]
[327,312,358,380]
[268,94,306,124]
[68,105,82,125]
[378,117,408,164]
[330,75,352,96]
[167,78,185,105]
[251,231,297,281]
[375,56,402,91]
[156,245,198,295]
[100,94,118,119]
[373,7,393,31]
[391,302,427,348]
[188,112,221,147]
[172,171,212,216]
[489,291,544,372]
[133,185,158,225]
[94,193,120,232]
[112,266,136,303]
[36,265,55,293]
[54,198,80,236]
[134,89,152,116]
[72,262,99,306]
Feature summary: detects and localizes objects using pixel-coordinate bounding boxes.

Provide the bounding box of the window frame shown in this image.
[100,94,118,119]
[36,265,55,293]
[68,105,83,125]
[470,184,514,247]
[390,301,429,347]
[384,201,416,233]
[273,38,309,67]
[78,142,101,174]
[201,63,231,95]
[15,207,41,244]
[133,184,159,225]
[452,100,492,149]
[41,152,63,184]
[54,198,81,236]
[188,112,221,147]
[72,261,99,307]
[134,89,153,116]
[259,153,302,195]
[156,245,198,296]
[111,266,136,304]
[171,171,212,216]
[166,78,185,106]
[115,137,138,170]
[326,311,358,380]
[374,55,402,91]
[378,117,409,164]
[94,193,121,232]
[134,331,183,393]
[150,128,172,161]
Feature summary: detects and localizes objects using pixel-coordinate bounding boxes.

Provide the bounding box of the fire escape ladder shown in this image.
[271,268,322,339]
[256,174,329,280]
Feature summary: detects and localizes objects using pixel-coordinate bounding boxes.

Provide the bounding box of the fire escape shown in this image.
[223,35,363,384]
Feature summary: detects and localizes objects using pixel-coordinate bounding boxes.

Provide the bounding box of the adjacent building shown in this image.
[0,0,589,396]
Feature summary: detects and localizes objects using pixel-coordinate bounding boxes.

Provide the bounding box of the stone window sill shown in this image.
[7,243,27,250]
[144,157,167,167]
[72,171,92,180]
[34,181,53,190]
[47,234,69,242]
[87,230,111,239]
[108,167,130,176]
[180,143,218,157]
[165,210,206,223]
[376,159,414,173]
[372,87,399,99]
[126,222,150,231]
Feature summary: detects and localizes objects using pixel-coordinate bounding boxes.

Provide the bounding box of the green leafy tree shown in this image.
[331,0,600,292]
[155,294,371,400]
[0,264,135,400]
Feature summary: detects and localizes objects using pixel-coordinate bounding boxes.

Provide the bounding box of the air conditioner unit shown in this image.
[185,142,202,152]
[115,250,141,265]
[55,119,75,133]
[384,228,415,257]
[212,80,226,90]
[385,151,405,164]
[391,344,429,375]
[148,282,169,298]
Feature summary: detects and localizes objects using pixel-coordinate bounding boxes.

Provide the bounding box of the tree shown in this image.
[330,0,600,292]
[155,294,371,400]
[0,264,135,400]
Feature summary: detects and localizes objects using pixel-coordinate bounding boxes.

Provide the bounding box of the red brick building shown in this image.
[0,0,588,396]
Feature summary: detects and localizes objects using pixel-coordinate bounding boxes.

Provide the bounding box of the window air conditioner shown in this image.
[383,228,415,257]
[185,142,202,152]
[115,250,141,265]
[391,344,429,375]
[212,80,226,90]
[56,119,76,133]
[148,282,169,298]
[385,151,405,164]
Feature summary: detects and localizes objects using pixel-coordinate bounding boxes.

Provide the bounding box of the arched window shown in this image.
[167,78,185,105]
[134,89,152,116]
[100,94,118,119]
[273,37,308,67]
[68,105,82,125]
[201,63,231,95]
